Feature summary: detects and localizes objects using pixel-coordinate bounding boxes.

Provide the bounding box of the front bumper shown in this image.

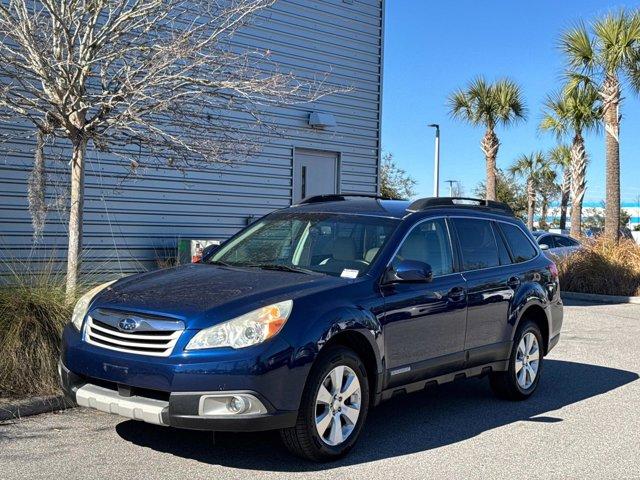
[59,360,297,431]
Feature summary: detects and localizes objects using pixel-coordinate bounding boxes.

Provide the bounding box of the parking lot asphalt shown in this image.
[1,299,639,480]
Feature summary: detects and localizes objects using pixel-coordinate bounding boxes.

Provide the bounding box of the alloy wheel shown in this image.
[515,332,540,389]
[314,365,361,446]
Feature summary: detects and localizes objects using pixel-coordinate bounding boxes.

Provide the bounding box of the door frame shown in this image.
[292,146,342,205]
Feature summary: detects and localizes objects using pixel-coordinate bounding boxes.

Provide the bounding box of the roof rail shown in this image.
[297,193,397,205]
[407,197,514,216]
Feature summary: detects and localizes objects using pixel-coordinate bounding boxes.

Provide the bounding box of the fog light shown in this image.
[199,393,267,416]
[227,395,249,414]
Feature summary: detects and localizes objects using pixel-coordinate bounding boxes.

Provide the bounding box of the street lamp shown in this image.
[445,179,459,197]
[428,124,440,197]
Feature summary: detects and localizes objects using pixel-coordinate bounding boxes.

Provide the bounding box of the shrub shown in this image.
[555,237,640,296]
[0,263,79,397]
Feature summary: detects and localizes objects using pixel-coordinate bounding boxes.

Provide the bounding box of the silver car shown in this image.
[532,231,581,258]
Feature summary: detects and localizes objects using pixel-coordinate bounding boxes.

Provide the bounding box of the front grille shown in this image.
[84,309,184,357]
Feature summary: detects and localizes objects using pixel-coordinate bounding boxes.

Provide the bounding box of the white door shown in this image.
[293,149,338,203]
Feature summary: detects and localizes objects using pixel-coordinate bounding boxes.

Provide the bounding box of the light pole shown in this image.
[445,179,459,197]
[428,124,440,197]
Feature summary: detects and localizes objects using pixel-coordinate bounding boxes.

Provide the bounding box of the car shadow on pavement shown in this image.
[116,359,638,471]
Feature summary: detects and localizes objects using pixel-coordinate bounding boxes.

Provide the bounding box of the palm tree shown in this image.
[547,145,572,231]
[540,85,601,237]
[448,77,527,201]
[509,152,547,230]
[561,11,640,241]
[536,164,560,230]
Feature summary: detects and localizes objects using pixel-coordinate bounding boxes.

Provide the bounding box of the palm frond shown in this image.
[626,11,640,94]
[539,91,568,139]
[548,144,572,168]
[560,21,597,72]
[593,9,640,75]
[493,78,527,126]
[540,81,602,138]
[628,45,640,93]
[447,89,475,123]
[509,151,545,179]
[448,76,526,129]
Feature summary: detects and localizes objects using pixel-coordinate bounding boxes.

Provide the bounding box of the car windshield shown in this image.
[208,212,400,277]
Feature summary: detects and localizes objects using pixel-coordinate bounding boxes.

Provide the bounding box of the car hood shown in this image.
[91,264,345,329]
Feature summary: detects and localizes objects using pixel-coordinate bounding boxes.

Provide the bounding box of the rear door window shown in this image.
[554,235,579,247]
[500,223,539,262]
[452,218,500,270]
[492,222,513,265]
[537,235,555,250]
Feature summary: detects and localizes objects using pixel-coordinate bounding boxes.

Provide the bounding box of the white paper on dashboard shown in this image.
[340,269,359,279]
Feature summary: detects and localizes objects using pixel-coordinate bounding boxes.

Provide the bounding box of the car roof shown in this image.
[287,198,411,219]
[284,195,518,221]
[532,231,571,238]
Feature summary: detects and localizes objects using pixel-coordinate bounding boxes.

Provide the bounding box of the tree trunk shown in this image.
[559,167,570,231]
[602,76,621,242]
[28,130,47,243]
[481,127,499,201]
[526,178,535,230]
[540,196,549,230]
[570,132,587,239]
[66,136,88,297]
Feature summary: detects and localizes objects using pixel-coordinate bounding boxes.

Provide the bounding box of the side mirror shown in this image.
[383,260,433,284]
[539,244,550,251]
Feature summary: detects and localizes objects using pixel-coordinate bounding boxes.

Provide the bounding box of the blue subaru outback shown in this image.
[60,195,563,461]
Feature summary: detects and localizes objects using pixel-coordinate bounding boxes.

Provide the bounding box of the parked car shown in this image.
[59,195,563,461]
[583,226,634,240]
[532,231,581,257]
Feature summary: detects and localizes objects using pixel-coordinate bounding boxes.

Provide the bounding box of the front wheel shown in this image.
[280,346,369,461]
[490,320,543,400]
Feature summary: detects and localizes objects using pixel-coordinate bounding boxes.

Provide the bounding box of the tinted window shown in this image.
[391,218,454,277]
[554,235,579,247]
[537,235,555,249]
[492,223,513,265]
[500,223,538,262]
[453,218,500,270]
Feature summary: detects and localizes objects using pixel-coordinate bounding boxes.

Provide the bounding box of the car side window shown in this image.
[391,218,454,277]
[492,222,513,265]
[500,223,539,262]
[537,235,555,249]
[452,218,500,270]
[554,235,578,247]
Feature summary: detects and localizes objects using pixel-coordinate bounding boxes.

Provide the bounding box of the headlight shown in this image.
[185,300,293,350]
[71,280,117,331]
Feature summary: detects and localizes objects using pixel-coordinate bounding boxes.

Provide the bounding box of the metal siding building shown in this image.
[0,0,384,275]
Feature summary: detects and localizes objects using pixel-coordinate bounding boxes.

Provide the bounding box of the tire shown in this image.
[490,319,544,400]
[280,346,369,461]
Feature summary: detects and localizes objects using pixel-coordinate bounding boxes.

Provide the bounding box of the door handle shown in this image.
[448,286,466,301]
[507,276,521,288]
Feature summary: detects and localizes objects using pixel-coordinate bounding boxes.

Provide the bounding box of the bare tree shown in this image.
[0,0,335,295]
[379,152,416,200]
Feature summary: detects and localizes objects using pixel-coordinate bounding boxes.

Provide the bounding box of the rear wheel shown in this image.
[280,346,369,461]
[490,320,543,400]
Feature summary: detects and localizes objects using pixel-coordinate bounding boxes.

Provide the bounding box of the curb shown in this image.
[0,395,75,422]
[562,291,640,305]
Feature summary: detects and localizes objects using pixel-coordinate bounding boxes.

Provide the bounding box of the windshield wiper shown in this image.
[243,263,316,275]
[207,260,235,267]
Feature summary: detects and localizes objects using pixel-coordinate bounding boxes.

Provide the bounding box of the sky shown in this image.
[381,0,640,206]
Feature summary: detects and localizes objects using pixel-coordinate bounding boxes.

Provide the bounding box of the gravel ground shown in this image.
[1,299,639,480]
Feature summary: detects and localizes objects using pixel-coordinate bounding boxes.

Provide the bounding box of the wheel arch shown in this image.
[320,329,382,405]
[515,303,550,355]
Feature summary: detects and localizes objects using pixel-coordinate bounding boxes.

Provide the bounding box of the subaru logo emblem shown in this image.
[118,317,139,332]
